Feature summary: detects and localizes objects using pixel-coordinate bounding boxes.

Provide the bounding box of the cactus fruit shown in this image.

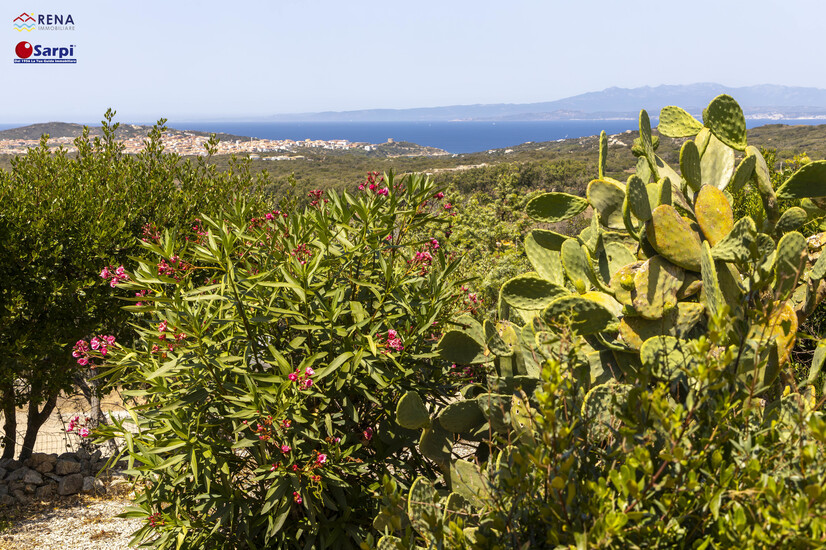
[703,94,748,151]
[695,185,734,246]
[561,239,598,293]
[646,205,703,271]
[658,105,704,137]
[526,192,588,222]
[776,160,826,199]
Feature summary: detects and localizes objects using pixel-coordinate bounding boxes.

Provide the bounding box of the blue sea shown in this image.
[1,119,824,154]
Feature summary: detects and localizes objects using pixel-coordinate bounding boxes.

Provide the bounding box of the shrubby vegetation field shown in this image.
[2,98,826,549]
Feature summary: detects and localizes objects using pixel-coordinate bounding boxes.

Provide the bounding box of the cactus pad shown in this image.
[728,155,756,194]
[437,330,487,364]
[776,161,826,199]
[582,379,631,442]
[599,242,637,285]
[700,133,735,190]
[700,241,722,319]
[774,231,807,299]
[438,401,486,433]
[711,216,757,263]
[695,185,734,246]
[632,256,684,320]
[418,419,453,464]
[640,335,693,380]
[587,179,627,229]
[599,130,608,179]
[619,312,677,350]
[562,238,597,293]
[500,273,568,311]
[407,477,437,540]
[680,140,702,192]
[610,261,645,307]
[542,295,618,335]
[646,205,703,271]
[658,105,704,137]
[750,301,798,366]
[526,192,589,222]
[396,391,430,430]
[581,291,624,317]
[525,231,565,284]
[626,174,652,221]
[703,94,747,151]
[677,273,703,299]
[776,206,808,233]
[451,459,490,508]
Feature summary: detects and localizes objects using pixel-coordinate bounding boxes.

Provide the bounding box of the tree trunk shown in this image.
[19,390,58,462]
[1,387,16,460]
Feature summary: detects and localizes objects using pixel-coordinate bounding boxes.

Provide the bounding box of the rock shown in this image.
[12,489,28,505]
[24,484,36,494]
[58,473,83,496]
[55,459,82,476]
[7,467,31,482]
[35,484,53,499]
[0,458,22,471]
[0,467,7,480]
[0,494,16,507]
[76,448,90,461]
[45,473,62,482]
[8,481,24,493]
[22,468,43,485]
[29,452,57,474]
[90,449,102,463]
[0,483,8,497]
[81,476,106,495]
[57,452,77,461]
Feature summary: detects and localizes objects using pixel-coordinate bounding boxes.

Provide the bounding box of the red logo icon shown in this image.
[15,41,33,58]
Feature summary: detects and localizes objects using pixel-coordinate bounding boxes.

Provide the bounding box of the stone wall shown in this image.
[0,449,128,507]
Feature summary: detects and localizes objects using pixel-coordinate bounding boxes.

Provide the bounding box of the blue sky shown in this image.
[2,0,824,123]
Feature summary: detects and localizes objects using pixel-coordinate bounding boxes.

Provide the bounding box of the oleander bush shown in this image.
[0,111,266,460]
[374,96,826,549]
[96,173,468,549]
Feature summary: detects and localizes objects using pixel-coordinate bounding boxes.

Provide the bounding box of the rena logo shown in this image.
[14,41,77,64]
[13,13,35,32]
[13,12,75,31]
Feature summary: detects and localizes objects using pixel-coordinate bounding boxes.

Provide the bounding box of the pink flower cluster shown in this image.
[100,265,129,287]
[66,414,91,438]
[72,335,116,367]
[157,255,188,279]
[291,243,313,265]
[151,320,187,355]
[288,366,315,390]
[141,223,161,243]
[308,189,328,207]
[358,171,388,195]
[381,329,404,353]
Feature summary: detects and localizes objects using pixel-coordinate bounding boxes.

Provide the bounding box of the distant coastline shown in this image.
[2,118,826,155]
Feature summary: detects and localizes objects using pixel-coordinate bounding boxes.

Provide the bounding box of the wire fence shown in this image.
[2,389,136,460]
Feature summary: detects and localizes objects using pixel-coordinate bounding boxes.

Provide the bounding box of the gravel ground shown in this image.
[0,495,144,550]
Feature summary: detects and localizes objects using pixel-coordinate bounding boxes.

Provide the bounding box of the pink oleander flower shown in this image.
[430,238,439,249]
[302,379,313,389]
[100,267,110,279]
[288,372,298,381]
[265,213,274,220]
[434,192,445,199]
[377,187,389,196]
[104,335,115,345]
[79,427,90,438]
[304,367,315,377]
[91,337,101,350]
[281,444,291,453]
[293,491,302,504]
[316,454,327,465]
[363,427,373,441]
[77,357,89,366]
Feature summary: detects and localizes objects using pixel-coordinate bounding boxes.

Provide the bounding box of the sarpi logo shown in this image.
[13,13,35,31]
[14,41,77,64]
[13,12,75,31]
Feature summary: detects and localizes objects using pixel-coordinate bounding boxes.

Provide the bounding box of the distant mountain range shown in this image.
[268,84,826,122]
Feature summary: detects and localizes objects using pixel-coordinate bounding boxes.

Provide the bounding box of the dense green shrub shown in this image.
[374,96,826,549]
[96,173,467,548]
[0,112,266,460]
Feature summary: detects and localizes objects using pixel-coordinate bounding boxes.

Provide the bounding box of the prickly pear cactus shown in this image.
[450,95,826,403]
